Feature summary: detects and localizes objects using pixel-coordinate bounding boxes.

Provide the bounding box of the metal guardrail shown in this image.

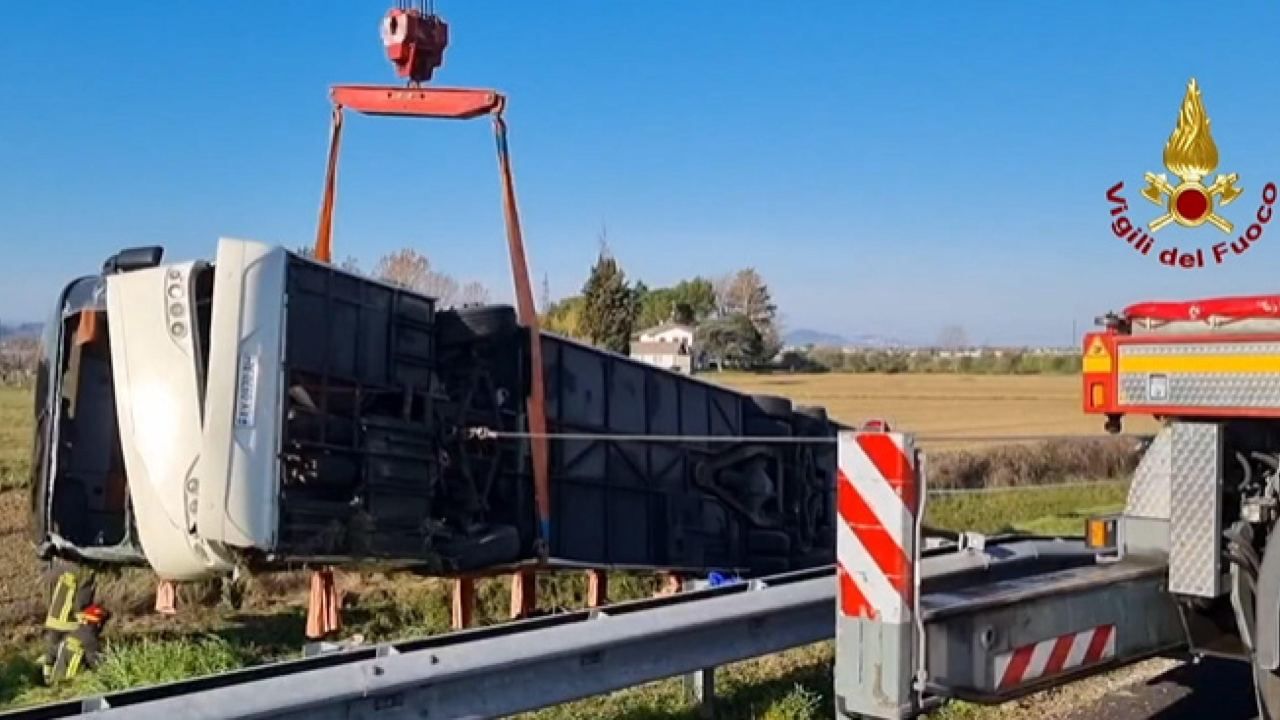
[3,567,835,720]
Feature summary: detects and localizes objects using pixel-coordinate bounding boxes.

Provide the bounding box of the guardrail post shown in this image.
[683,667,715,718]
[833,431,920,719]
[681,577,716,718]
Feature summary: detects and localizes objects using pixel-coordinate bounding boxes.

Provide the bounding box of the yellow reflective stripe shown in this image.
[1118,355,1280,374]
[45,573,79,630]
[1083,355,1112,373]
[58,573,76,620]
[65,640,83,678]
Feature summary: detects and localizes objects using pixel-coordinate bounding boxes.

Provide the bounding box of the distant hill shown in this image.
[845,333,909,348]
[785,328,848,347]
[785,328,908,348]
[0,322,42,341]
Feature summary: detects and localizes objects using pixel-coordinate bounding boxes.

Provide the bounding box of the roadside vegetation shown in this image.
[0,378,1139,717]
[776,346,1082,375]
[0,385,30,492]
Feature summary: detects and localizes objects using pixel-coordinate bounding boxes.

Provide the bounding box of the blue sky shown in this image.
[3,2,1280,345]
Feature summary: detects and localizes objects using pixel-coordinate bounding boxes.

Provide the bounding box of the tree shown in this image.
[580,250,637,354]
[715,268,780,358]
[696,313,764,370]
[715,269,775,320]
[542,295,588,339]
[296,245,362,273]
[777,349,825,373]
[937,325,969,350]
[669,278,717,322]
[0,336,39,381]
[375,249,433,291]
[631,280,653,326]
[672,302,696,325]
[636,287,677,330]
[420,273,460,303]
[456,281,491,307]
[809,346,848,372]
[632,276,717,330]
[373,248,492,308]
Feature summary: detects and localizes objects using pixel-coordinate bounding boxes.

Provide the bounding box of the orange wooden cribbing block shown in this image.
[305,567,342,639]
[451,578,475,630]
[587,570,608,608]
[510,568,538,619]
[154,580,177,616]
[656,572,683,597]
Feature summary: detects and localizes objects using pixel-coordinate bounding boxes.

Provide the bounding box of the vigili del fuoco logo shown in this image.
[1106,78,1276,268]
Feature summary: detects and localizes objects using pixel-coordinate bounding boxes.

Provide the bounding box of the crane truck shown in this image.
[832,293,1280,719]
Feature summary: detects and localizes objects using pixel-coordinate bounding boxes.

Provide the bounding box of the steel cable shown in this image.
[467,427,1151,446]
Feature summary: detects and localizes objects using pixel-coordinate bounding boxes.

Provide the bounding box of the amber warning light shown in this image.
[1085,516,1118,551]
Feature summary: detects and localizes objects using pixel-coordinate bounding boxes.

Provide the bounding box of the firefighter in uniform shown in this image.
[36,560,110,685]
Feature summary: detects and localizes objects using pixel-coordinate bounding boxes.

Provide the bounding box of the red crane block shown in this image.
[381,8,449,84]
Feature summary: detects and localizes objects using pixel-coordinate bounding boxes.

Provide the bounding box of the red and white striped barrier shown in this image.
[994,624,1116,690]
[836,431,918,624]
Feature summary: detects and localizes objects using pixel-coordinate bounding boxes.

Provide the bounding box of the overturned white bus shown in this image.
[30,238,838,581]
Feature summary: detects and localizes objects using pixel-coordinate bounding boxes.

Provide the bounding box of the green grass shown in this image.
[925,482,1128,536]
[0,653,41,706]
[1,636,253,708]
[0,386,32,491]
[89,636,251,691]
[525,643,835,720]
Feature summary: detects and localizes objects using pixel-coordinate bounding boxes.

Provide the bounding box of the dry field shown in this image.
[713,372,1159,445]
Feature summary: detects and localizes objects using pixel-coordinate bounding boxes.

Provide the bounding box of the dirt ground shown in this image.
[0,490,43,650]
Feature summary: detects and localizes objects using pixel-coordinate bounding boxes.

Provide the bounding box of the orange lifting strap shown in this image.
[311,86,554,556]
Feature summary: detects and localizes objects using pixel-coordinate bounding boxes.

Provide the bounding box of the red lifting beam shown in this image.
[311,84,554,559]
[329,86,502,119]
